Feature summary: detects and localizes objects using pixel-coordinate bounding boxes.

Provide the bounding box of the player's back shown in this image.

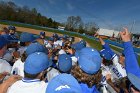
[7,79,48,93]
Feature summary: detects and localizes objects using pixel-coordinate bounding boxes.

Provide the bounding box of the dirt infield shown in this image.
[0,24,81,43]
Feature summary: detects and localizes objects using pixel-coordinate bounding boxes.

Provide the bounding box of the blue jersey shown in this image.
[80,83,100,93]
[123,42,140,76]
[102,43,126,79]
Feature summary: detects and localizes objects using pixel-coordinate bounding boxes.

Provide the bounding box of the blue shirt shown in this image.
[123,41,140,77]
[80,83,100,93]
[103,43,115,57]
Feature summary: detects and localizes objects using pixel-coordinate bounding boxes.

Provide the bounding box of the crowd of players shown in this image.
[0,25,140,93]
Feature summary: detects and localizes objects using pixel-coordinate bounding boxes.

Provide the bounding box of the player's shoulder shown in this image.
[8,80,22,90]
[0,58,11,66]
[49,68,59,73]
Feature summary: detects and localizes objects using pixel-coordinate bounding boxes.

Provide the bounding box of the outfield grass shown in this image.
[0,21,140,64]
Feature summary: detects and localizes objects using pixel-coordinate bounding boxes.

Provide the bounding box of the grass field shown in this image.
[0,21,140,64]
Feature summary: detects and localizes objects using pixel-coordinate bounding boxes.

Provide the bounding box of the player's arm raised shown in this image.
[120,28,140,76]
[94,32,115,57]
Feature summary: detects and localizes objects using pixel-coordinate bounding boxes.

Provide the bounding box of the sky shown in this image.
[1,0,140,33]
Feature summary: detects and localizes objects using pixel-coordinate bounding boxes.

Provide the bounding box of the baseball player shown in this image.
[120,28,140,92]
[2,34,20,66]
[18,32,38,56]
[94,32,126,74]
[94,32,127,93]
[71,47,102,93]
[8,25,19,40]
[40,31,46,39]
[37,31,49,45]
[45,37,54,48]
[0,35,12,74]
[11,42,46,77]
[46,54,72,81]
[0,75,22,93]
[7,52,51,93]
[8,26,16,35]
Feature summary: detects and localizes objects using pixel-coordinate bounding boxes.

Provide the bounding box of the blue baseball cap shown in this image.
[48,37,54,41]
[26,43,46,56]
[0,35,9,49]
[40,31,45,36]
[58,54,72,72]
[77,47,102,74]
[79,40,86,47]
[53,33,58,38]
[71,43,85,51]
[2,34,19,43]
[46,74,82,93]
[8,25,16,30]
[128,73,140,90]
[62,34,69,39]
[100,49,112,60]
[63,34,69,37]
[20,32,37,42]
[62,36,67,40]
[24,52,51,74]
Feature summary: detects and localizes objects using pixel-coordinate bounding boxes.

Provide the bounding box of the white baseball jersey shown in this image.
[71,56,78,66]
[11,58,24,77]
[46,68,60,81]
[100,55,126,93]
[53,40,63,48]
[18,46,27,56]
[100,63,117,93]
[3,52,13,62]
[7,79,48,93]
[58,49,66,55]
[8,48,16,53]
[110,55,126,80]
[0,58,12,73]
[44,41,52,48]
[43,39,48,45]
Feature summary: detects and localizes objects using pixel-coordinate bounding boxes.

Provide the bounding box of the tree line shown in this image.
[0,1,60,28]
[0,1,99,36]
[64,16,99,36]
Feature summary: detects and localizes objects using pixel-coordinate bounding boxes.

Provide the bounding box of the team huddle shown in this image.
[0,26,140,93]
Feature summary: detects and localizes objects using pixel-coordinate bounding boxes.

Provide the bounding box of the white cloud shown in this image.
[66,3,74,10]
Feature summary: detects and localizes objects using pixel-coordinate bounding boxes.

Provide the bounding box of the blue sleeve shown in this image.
[123,41,140,77]
[102,43,115,57]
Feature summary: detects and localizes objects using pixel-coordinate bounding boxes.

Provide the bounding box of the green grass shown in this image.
[0,21,140,64]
